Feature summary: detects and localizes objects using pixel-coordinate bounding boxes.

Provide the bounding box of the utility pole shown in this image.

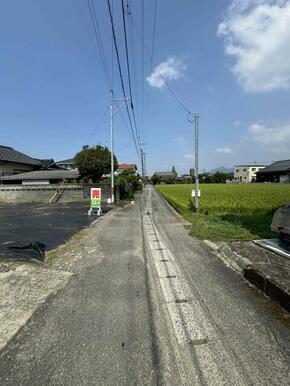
[110,90,130,203]
[140,142,146,179]
[110,89,115,203]
[143,152,146,179]
[141,148,144,179]
[194,112,199,211]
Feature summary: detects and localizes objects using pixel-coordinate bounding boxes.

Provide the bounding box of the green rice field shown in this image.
[156,184,290,241]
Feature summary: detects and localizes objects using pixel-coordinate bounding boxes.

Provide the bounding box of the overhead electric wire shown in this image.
[84,106,110,145]
[128,0,141,132]
[107,0,141,160]
[130,15,193,116]
[87,0,111,90]
[141,0,145,140]
[144,0,157,142]
[121,0,141,146]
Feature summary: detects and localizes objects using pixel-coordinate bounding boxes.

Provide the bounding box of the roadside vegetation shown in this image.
[156,184,290,241]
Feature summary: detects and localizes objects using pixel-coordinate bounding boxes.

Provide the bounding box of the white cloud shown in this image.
[216,146,234,154]
[249,122,290,144]
[146,57,186,89]
[177,136,186,143]
[218,0,290,92]
[184,153,194,160]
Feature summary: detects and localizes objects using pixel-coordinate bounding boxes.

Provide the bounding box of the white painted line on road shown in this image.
[143,187,246,384]
[143,193,214,346]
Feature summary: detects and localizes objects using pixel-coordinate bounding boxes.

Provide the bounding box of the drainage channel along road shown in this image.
[142,185,290,385]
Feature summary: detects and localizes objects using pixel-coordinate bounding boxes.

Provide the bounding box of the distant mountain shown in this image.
[207,166,234,175]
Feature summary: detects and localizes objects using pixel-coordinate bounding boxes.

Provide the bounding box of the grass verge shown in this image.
[156,184,290,241]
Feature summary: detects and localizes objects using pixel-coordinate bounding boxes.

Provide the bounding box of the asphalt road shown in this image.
[0,202,104,260]
[0,186,290,385]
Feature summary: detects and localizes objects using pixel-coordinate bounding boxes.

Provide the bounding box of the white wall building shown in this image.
[234,164,265,183]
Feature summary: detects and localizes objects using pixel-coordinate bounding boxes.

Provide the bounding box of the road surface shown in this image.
[0,186,289,385]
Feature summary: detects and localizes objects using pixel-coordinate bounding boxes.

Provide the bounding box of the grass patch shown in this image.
[156,184,290,241]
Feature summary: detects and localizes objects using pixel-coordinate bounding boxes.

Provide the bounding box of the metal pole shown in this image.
[194,112,199,211]
[110,89,115,203]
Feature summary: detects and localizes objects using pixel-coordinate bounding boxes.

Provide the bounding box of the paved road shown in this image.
[0,202,108,260]
[0,186,290,385]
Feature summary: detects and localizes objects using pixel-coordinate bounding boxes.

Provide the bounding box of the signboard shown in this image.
[91,188,101,209]
[191,189,201,198]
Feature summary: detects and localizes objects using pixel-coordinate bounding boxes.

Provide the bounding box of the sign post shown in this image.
[88,187,102,216]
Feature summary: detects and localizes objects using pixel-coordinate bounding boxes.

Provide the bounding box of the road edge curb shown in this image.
[204,240,290,314]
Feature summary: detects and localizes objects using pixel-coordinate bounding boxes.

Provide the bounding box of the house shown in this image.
[0,145,42,176]
[181,174,193,182]
[117,163,137,174]
[226,172,235,183]
[55,158,76,170]
[256,160,290,183]
[0,169,80,185]
[234,164,265,183]
[151,166,177,184]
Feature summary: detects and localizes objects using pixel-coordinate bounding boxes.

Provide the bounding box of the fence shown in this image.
[0,183,119,204]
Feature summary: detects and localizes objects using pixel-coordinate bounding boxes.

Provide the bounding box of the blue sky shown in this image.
[1,0,290,175]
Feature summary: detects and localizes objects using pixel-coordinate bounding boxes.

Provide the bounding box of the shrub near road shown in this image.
[156,184,290,241]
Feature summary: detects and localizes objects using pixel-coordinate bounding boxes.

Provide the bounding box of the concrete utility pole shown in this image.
[110,90,130,203]
[194,112,199,211]
[110,90,115,203]
[140,142,146,179]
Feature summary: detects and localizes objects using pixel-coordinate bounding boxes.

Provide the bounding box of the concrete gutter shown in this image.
[204,240,290,314]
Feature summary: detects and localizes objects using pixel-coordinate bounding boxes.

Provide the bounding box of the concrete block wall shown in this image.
[0,183,119,204]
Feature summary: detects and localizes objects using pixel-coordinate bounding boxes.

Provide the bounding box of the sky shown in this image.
[0,0,290,175]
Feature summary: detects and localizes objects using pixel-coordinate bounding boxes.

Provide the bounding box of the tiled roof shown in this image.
[256,160,290,173]
[117,163,137,170]
[56,158,75,164]
[0,169,79,181]
[0,145,41,166]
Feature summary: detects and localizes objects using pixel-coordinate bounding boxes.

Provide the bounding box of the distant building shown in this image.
[0,145,42,176]
[226,172,235,183]
[256,160,290,183]
[190,168,195,177]
[0,169,80,185]
[55,158,76,170]
[117,163,137,174]
[234,164,265,183]
[181,174,193,182]
[151,166,177,184]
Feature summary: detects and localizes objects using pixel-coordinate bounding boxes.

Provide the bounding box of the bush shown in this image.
[116,169,142,199]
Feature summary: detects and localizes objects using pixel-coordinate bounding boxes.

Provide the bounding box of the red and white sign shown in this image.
[91,188,101,200]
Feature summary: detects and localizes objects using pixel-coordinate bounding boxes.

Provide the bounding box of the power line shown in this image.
[141,0,145,140]
[128,0,141,133]
[84,106,110,145]
[144,0,157,142]
[121,0,141,145]
[130,15,192,116]
[107,0,141,160]
[87,0,111,90]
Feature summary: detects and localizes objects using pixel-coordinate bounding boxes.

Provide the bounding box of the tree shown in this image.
[151,173,161,185]
[116,169,142,199]
[74,145,118,182]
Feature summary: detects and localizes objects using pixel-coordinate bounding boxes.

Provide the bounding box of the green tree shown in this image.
[116,169,142,199]
[74,145,118,182]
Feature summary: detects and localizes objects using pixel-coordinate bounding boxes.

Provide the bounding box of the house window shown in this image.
[243,168,247,172]
[236,169,239,172]
[252,168,256,171]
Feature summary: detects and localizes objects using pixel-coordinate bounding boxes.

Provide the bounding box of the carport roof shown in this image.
[256,160,290,174]
[0,169,80,181]
[0,145,41,166]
